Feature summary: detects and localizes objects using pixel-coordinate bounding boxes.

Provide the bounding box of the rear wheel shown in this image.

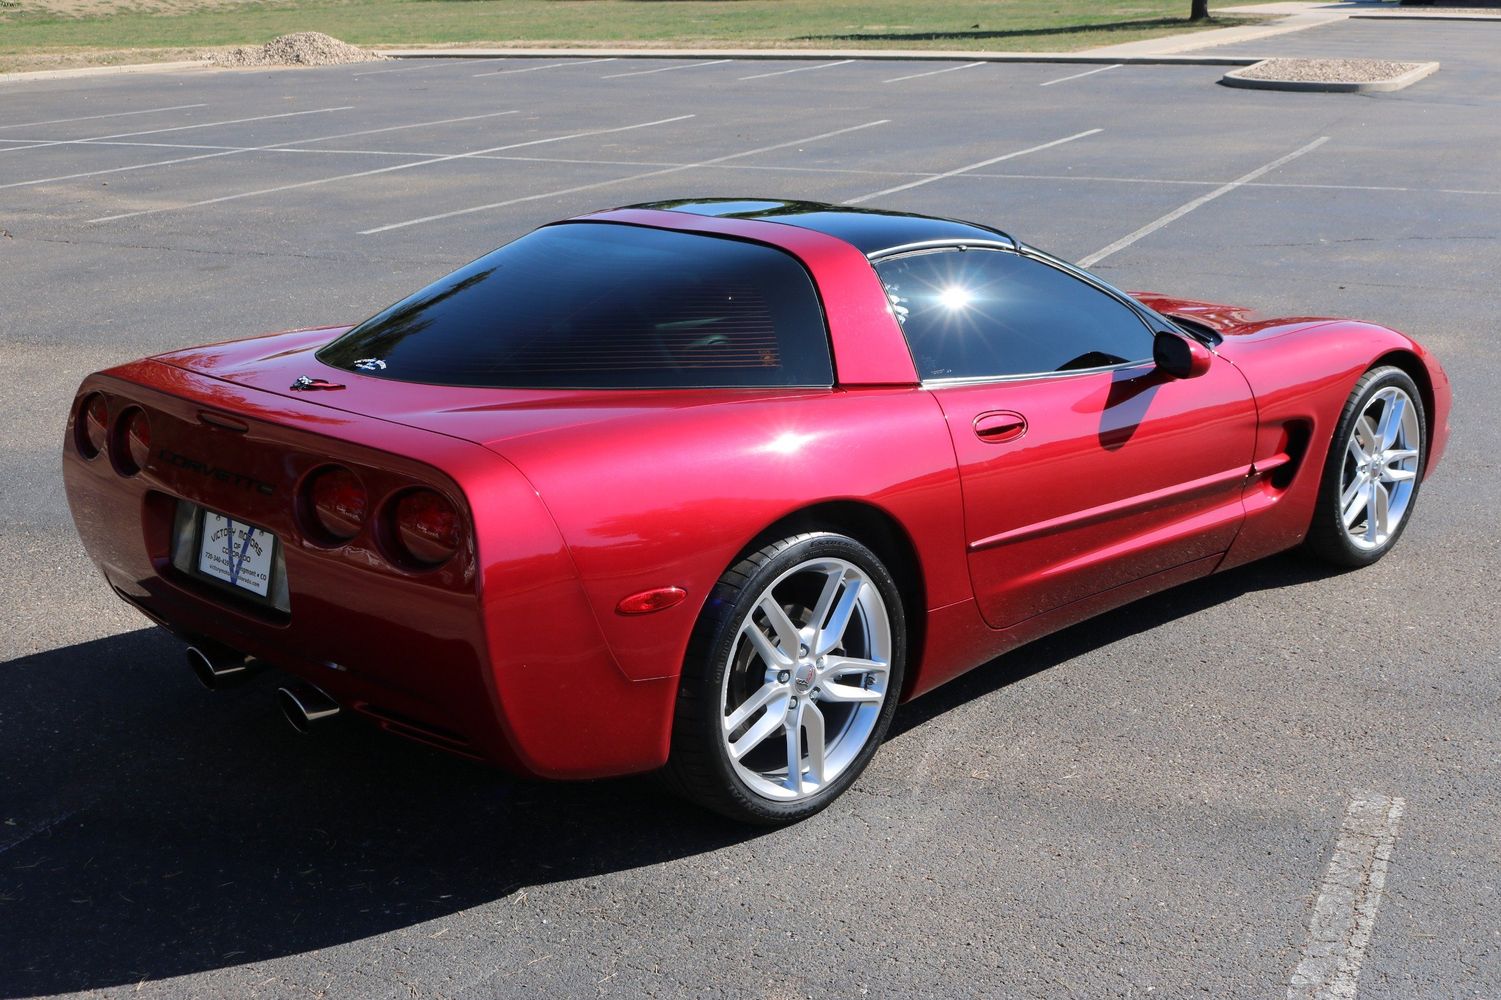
[665,532,905,825]
[1306,366,1426,567]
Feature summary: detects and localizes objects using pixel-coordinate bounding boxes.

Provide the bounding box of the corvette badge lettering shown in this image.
[157,448,275,496]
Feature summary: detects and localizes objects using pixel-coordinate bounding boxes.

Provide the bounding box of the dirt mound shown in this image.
[211,32,385,68]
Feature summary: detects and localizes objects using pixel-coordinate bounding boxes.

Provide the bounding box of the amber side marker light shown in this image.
[76,393,108,458]
[616,587,688,616]
[389,488,461,567]
[304,466,367,542]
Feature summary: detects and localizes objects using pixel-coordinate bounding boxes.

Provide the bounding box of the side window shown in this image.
[874,249,1155,380]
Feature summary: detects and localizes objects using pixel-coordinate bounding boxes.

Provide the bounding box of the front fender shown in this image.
[1217,320,1450,570]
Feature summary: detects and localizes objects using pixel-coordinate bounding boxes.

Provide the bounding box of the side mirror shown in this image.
[1153,330,1213,379]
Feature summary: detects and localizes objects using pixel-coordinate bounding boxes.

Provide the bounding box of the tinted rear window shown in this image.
[318,223,832,388]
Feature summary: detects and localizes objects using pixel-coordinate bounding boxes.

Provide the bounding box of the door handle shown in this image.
[974,411,1027,443]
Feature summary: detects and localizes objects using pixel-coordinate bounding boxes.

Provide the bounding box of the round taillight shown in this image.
[77,393,108,458]
[113,407,152,476]
[389,488,460,567]
[305,466,366,542]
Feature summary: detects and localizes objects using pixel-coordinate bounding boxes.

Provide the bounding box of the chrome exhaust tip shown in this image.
[186,644,256,690]
[276,684,341,734]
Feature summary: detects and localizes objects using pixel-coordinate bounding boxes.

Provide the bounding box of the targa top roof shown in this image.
[621,198,1015,257]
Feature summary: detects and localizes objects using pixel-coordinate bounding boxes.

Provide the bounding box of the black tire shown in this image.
[664,532,906,825]
[1306,365,1427,568]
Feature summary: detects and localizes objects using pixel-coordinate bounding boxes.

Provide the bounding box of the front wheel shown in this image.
[665,532,906,825]
[1306,365,1427,567]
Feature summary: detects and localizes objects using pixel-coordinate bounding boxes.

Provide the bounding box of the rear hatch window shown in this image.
[318,222,833,389]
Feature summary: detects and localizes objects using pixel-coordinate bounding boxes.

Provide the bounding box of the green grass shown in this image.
[1,1,1257,72]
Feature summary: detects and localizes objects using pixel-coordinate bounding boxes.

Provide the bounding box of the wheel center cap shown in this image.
[793,663,816,692]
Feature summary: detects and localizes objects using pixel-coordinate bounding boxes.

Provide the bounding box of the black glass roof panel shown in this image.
[626,198,1014,256]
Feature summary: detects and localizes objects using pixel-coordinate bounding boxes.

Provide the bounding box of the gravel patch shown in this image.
[209,32,385,68]
[1235,57,1425,83]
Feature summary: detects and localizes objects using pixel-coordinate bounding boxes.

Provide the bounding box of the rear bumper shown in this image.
[63,361,677,779]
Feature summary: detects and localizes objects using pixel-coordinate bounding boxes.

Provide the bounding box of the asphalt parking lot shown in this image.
[2,16,1499,998]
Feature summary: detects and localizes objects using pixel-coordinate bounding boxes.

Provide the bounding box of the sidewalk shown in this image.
[1074,1,1498,57]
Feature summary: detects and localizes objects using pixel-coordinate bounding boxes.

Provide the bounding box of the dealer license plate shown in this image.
[197,511,276,597]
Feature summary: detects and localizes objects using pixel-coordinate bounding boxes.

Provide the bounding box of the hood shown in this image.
[151,327,823,451]
[1130,292,1339,341]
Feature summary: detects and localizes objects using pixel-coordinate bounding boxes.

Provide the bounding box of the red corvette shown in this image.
[64,199,1451,823]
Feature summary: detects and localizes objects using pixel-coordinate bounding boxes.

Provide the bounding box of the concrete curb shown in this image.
[375,47,1265,66]
[0,59,203,83]
[1219,58,1440,91]
[1349,11,1501,21]
[0,49,1277,84]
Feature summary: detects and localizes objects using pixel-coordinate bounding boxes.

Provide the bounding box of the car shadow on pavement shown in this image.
[888,551,1338,738]
[0,552,1336,996]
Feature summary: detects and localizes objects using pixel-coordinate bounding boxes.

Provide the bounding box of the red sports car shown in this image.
[64,199,1451,824]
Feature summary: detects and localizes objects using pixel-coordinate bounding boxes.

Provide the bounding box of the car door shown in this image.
[873,245,1257,630]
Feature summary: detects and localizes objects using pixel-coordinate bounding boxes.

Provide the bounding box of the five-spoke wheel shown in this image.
[667,533,905,824]
[721,556,891,801]
[1309,366,1427,566]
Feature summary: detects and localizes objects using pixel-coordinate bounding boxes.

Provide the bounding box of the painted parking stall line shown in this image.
[739,59,853,81]
[883,62,985,85]
[360,118,890,235]
[0,107,353,156]
[0,103,207,131]
[0,136,927,179]
[0,110,521,193]
[772,164,1501,199]
[1040,64,1122,87]
[845,128,1103,205]
[1288,793,1405,1000]
[88,114,694,224]
[473,58,616,77]
[353,57,505,77]
[1077,135,1330,268]
[602,59,732,79]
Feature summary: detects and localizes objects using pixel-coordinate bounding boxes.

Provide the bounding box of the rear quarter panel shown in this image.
[488,388,972,694]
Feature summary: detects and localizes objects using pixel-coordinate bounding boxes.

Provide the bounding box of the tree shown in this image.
[1190,0,1210,19]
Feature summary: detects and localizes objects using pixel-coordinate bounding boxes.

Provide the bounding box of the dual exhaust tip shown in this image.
[185,644,255,689]
[185,644,340,733]
[275,684,341,734]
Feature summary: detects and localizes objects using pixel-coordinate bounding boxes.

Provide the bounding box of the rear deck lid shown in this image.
[151,327,823,452]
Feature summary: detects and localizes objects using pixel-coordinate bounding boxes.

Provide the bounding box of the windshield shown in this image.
[318,222,833,389]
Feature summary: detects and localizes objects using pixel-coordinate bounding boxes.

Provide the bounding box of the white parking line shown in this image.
[0,111,519,192]
[1077,135,1330,267]
[845,128,1103,205]
[739,59,853,81]
[0,134,910,176]
[89,115,693,224]
[0,107,353,156]
[883,62,985,85]
[0,103,207,131]
[1040,64,1121,87]
[359,118,889,235]
[352,57,504,77]
[473,58,616,77]
[602,59,731,79]
[1288,793,1405,1000]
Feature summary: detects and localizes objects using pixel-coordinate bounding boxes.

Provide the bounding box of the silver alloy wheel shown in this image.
[1340,385,1421,550]
[719,557,892,802]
